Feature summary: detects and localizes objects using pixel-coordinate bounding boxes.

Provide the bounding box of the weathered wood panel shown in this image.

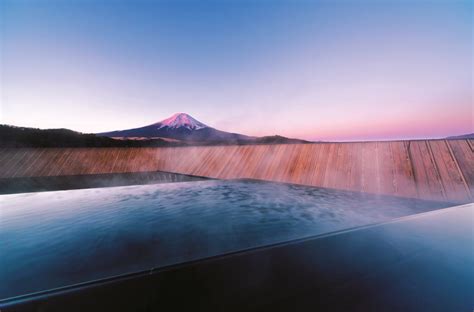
[429,141,470,202]
[448,140,474,195]
[0,140,472,203]
[408,141,445,201]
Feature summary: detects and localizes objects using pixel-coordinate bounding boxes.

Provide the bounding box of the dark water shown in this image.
[0,180,451,300]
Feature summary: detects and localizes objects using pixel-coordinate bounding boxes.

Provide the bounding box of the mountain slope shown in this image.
[446,133,474,140]
[0,125,181,148]
[1,113,309,148]
[98,113,259,143]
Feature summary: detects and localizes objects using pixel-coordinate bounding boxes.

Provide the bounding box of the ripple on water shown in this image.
[0,180,451,300]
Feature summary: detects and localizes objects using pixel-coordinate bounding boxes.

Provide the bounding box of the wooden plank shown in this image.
[448,140,474,196]
[23,149,48,177]
[280,144,302,184]
[40,149,65,177]
[10,149,41,178]
[288,144,313,185]
[429,140,471,202]
[250,144,274,181]
[377,142,395,196]
[1,149,29,178]
[348,143,363,193]
[339,143,353,190]
[299,144,321,186]
[49,148,72,176]
[0,148,20,177]
[310,143,329,187]
[389,142,416,199]
[361,142,379,194]
[1,140,471,203]
[409,141,445,201]
[322,143,338,189]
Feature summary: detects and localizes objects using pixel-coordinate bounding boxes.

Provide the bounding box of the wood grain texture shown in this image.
[0,140,472,203]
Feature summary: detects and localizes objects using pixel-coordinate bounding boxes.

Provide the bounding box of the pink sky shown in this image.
[1,1,472,141]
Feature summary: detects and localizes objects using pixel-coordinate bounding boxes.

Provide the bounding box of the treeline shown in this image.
[0,125,184,148]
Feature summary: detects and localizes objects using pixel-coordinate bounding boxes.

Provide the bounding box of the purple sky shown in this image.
[1,0,472,141]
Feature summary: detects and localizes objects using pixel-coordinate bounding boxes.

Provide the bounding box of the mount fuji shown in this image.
[97,113,308,144]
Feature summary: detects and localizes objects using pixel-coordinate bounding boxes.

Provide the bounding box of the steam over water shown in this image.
[0,180,451,300]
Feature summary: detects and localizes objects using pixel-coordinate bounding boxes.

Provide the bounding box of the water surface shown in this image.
[0,180,451,300]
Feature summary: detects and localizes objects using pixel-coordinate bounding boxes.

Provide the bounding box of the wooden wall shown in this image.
[0,139,472,203]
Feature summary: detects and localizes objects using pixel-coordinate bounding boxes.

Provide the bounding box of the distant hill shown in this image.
[251,135,309,144]
[98,113,309,145]
[446,133,474,140]
[0,125,180,148]
[1,123,309,148]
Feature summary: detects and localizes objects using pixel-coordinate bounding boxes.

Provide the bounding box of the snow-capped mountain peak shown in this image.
[98,112,304,143]
[155,113,208,130]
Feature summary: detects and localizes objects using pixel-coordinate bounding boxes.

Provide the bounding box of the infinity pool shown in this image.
[0,180,452,300]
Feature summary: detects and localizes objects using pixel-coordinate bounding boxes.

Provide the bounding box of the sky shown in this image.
[1,0,472,141]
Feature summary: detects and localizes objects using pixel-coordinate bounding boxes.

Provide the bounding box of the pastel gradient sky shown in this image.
[1,0,472,141]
